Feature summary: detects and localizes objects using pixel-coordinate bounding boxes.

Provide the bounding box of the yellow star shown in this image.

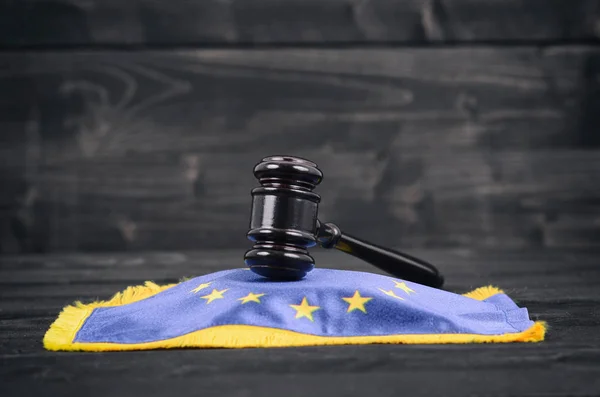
[190,282,211,294]
[238,292,265,304]
[394,281,415,295]
[289,297,320,322]
[378,288,405,301]
[342,290,372,313]
[200,288,228,304]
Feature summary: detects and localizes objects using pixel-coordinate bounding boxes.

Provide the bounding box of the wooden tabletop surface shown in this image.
[1,248,599,396]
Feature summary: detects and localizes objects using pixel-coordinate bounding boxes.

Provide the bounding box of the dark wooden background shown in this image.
[2,4,600,395]
[1,0,600,254]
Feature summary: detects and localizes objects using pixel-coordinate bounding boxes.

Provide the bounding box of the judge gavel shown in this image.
[244,156,444,288]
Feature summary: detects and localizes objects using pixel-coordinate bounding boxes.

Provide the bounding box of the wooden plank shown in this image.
[1,249,599,299]
[1,47,599,253]
[1,369,600,397]
[0,0,599,47]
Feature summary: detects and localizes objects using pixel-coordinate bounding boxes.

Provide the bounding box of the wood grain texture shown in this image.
[1,46,600,253]
[0,0,599,47]
[1,249,600,396]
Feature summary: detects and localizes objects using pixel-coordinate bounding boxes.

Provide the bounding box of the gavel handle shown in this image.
[317,222,444,288]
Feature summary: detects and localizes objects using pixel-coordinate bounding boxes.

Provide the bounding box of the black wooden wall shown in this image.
[1,0,599,254]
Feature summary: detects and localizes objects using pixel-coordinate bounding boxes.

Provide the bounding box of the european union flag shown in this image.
[44,268,545,351]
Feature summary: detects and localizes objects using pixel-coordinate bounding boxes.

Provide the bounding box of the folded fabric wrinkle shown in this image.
[44,268,546,351]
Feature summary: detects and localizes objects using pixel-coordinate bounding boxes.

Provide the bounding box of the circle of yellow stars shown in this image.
[188,279,416,321]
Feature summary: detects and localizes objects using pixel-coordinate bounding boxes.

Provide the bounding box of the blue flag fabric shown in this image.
[44,268,545,351]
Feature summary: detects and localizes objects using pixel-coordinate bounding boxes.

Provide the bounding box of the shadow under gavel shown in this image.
[244,156,444,289]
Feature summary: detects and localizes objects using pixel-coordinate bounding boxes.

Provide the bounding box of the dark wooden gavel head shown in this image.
[244,155,445,288]
[244,156,323,280]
